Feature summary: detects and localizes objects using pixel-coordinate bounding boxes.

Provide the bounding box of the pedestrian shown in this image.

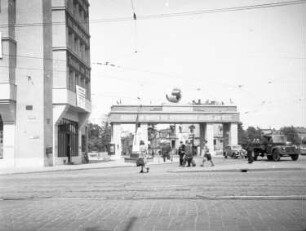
[67,144,71,164]
[138,140,149,173]
[246,139,254,164]
[200,140,214,167]
[185,140,194,167]
[178,141,186,166]
[161,143,171,162]
[170,145,176,162]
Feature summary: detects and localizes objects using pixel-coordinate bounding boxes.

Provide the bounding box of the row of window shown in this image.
[68,68,90,99]
[66,0,89,32]
[68,30,90,64]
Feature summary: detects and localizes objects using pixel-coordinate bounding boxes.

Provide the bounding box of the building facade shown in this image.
[0,0,91,168]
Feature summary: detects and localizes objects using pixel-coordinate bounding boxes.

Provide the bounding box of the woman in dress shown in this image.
[139,140,149,173]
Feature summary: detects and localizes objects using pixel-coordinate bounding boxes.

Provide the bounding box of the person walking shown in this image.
[139,140,149,173]
[170,145,176,162]
[200,140,214,167]
[67,144,71,164]
[246,139,254,164]
[178,141,186,166]
[161,143,171,163]
[185,140,194,167]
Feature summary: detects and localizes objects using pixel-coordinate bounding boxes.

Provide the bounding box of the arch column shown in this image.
[132,123,148,152]
[139,124,148,146]
[230,123,238,145]
[111,123,122,160]
[223,123,238,146]
[199,123,214,155]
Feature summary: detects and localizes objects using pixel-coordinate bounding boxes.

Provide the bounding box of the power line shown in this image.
[0,0,305,28]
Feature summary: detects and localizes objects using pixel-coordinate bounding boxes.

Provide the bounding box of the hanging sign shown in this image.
[76,85,86,109]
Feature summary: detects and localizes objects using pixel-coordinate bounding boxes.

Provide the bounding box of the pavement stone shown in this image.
[2,198,305,231]
[1,156,306,231]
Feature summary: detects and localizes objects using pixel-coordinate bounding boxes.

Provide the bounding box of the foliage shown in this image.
[238,123,248,145]
[245,126,262,141]
[239,125,303,146]
[88,121,111,152]
[280,126,301,145]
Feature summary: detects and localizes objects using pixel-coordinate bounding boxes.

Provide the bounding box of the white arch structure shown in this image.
[108,104,240,159]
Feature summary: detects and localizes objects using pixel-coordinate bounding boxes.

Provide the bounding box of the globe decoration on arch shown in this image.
[166,88,182,103]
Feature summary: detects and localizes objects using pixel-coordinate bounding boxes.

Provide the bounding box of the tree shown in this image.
[238,123,248,145]
[88,123,103,152]
[280,126,301,145]
[100,121,112,151]
[245,126,262,142]
[87,121,112,152]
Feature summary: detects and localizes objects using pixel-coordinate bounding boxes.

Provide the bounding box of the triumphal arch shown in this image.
[108,104,240,159]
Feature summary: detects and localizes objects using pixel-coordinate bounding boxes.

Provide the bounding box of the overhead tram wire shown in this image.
[2,53,305,89]
[130,0,138,53]
[0,0,305,28]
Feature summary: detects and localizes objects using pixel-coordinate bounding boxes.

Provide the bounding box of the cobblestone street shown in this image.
[1,157,306,231]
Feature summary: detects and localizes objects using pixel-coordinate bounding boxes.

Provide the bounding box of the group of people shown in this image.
[137,139,215,173]
[178,140,214,167]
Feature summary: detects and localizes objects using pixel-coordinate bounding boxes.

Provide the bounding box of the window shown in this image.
[75,73,79,86]
[74,37,79,55]
[68,69,75,92]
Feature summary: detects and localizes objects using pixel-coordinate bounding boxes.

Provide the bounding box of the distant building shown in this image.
[0,0,91,168]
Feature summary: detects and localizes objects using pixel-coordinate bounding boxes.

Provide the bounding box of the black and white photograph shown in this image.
[0,0,305,230]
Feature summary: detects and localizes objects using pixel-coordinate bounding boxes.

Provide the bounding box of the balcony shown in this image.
[0,83,16,103]
[53,88,91,113]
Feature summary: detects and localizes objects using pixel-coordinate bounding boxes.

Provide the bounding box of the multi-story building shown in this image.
[0,0,91,168]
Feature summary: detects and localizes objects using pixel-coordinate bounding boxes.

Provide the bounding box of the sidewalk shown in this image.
[0,155,177,175]
[0,155,305,175]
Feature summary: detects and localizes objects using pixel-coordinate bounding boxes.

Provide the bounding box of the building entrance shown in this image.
[58,119,78,161]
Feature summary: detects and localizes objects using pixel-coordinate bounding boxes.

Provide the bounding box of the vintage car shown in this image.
[223,145,247,158]
[252,135,299,161]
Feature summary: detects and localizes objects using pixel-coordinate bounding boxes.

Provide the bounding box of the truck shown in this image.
[251,134,299,161]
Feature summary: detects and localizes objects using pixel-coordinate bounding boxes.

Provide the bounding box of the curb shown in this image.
[0,160,178,175]
[168,167,306,173]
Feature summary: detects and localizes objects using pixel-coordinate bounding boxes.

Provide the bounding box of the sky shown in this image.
[88,0,306,129]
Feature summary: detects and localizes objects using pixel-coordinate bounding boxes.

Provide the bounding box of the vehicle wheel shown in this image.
[291,154,299,161]
[272,150,280,161]
[267,155,273,161]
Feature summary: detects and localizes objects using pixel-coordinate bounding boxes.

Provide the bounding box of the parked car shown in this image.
[224,145,247,158]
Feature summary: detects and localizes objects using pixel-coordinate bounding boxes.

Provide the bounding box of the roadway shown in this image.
[0,156,306,231]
